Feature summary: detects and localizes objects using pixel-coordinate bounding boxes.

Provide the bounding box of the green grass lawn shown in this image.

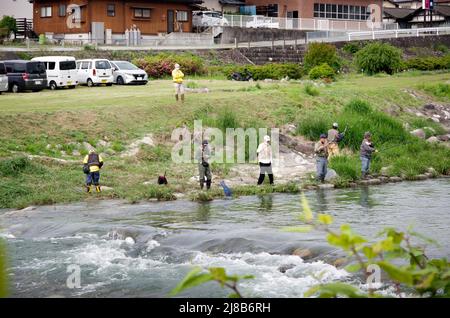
[0,71,449,208]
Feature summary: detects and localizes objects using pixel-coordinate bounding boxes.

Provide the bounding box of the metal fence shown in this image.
[223,14,398,32]
[306,26,450,43]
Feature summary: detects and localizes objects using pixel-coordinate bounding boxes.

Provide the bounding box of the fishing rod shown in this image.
[376,140,416,152]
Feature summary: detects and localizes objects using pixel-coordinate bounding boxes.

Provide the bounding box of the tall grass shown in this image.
[298,99,450,178]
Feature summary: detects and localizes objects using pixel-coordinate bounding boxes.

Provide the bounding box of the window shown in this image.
[59,4,66,17]
[81,62,90,70]
[60,61,76,70]
[47,62,56,70]
[0,63,5,75]
[95,60,111,69]
[176,11,188,22]
[134,8,151,18]
[41,6,52,18]
[313,3,368,21]
[107,4,115,17]
[14,63,26,73]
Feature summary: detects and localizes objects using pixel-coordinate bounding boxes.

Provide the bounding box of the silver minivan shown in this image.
[0,62,8,94]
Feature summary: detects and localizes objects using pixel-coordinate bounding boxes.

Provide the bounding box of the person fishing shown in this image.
[315,134,329,183]
[196,139,212,190]
[327,122,340,159]
[172,63,185,103]
[360,132,377,179]
[257,135,274,185]
[83,149,104,193]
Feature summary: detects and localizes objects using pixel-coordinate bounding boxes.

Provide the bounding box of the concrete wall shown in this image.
[220,26,306,44]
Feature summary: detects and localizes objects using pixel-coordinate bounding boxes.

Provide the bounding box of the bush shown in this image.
[133,53,206,78]
[304,42,341,71]
[220,63,304,80]
[405,55,450,71]
[355,42,403,75]
[309,63,335,80]
[304,83,319,96]
[405,56,445,71]
[329,155,360,181]
[342,42,362,54]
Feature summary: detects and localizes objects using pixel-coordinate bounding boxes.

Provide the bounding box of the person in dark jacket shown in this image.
[360,132,377,179]
[195,140,212,190]
[83,149,104,193]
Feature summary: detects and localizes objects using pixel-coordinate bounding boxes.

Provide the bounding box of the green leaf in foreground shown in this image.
[170,267,213,296]
[304,282,367,298]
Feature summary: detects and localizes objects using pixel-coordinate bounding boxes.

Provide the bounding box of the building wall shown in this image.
[245,0,383,20]
[32,0,194,35]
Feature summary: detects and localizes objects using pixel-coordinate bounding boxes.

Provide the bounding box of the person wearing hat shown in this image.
[83,149,104,193]
[315,134,329,183]
[172,63,185,102]
[257,135,274,185]
[327,122,340,159]
[360,131,377,179]
[195,139,212,190]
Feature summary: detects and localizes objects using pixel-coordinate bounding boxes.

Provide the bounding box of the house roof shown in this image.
[219,0,245,5]
[383,7,417,19]
[435,4,450,16]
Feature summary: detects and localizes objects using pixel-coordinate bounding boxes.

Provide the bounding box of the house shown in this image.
[29,0,203,42]
[202,0,245,13]
[383,0,450,27]
[243,0,383,22]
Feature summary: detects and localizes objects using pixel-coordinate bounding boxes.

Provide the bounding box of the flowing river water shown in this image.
[1,179,449,298]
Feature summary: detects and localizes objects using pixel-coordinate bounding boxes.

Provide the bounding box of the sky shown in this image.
[0,0,33,20]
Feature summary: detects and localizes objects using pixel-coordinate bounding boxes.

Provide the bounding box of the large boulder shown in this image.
[426,136,439,143]
[410,129,426,139]
[325,168,338,181]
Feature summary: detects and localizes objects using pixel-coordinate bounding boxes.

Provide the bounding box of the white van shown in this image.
[31,56,78,90]
[76,59,114,87]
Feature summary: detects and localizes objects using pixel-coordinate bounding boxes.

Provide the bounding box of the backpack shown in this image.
[157,172,168,185]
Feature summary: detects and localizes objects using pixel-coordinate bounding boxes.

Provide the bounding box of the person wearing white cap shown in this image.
[327,122,340,159]
[256,135,274,185]
[172,63,185,102]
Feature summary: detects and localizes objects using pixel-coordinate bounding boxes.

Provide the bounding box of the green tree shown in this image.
[355,42,403,75]
[0,15,17,38]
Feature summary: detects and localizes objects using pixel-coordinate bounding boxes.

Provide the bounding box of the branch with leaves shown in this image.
[283,193,450,298]
[170,267,254,298]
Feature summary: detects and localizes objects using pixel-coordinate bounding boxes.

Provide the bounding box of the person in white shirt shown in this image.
[256,135,274,185]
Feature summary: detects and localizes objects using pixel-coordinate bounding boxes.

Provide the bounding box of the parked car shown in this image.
[246,16,279,28]
[0,62,8,94]
[76,59,114,87]
[193,11,229,27]
[110,61,148,85]
[2,60,47,93]
[31,56,78,90]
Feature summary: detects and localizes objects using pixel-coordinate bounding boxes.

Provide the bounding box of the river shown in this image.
[1,179,449,298]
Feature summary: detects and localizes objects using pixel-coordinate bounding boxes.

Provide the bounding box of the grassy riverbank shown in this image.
[0,71,449,209]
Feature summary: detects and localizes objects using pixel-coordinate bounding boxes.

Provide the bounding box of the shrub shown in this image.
[308,63,335,80]
[133,53,206,78]
[435,44,449,54]
[355,42,403,75]
[304,83,319,96]
[404,56,446,71]
[220,63,304,80]
[304,42,341,71]
[342,42,362,54]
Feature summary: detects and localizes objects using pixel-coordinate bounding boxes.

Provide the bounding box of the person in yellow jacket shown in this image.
[172,63,185,102]
[83,149,104,193]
